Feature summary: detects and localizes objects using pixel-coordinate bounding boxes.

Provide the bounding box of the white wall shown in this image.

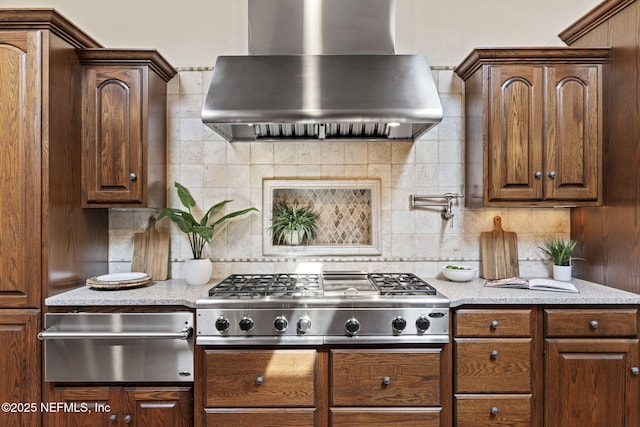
[0,0,600,67]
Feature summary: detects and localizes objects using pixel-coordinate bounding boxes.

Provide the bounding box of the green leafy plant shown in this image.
[269,201,319,245]
[157,182,257,259]
[538,239,580,266]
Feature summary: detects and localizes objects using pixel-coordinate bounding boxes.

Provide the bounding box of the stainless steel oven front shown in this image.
[39,312,194,382]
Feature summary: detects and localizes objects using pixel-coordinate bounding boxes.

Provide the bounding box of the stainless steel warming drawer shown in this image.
[39,312,194,382]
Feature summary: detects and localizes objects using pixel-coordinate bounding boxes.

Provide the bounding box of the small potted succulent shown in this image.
[538,239,580,281]
[269,201,319,245]
[158,182,257,285]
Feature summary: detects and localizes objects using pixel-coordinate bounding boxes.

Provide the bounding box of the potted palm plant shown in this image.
[538,239,580,281]
[269,201,319,245]
[158,182,257,285]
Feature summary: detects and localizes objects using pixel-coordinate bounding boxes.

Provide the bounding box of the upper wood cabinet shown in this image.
[78,49,176,208]
[455,48,608,207]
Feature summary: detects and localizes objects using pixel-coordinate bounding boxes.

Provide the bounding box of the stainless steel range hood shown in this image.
[201,0,443,142]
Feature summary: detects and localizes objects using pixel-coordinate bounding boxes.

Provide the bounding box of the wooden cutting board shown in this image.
[131,217,169,280]
[480,216,519,279]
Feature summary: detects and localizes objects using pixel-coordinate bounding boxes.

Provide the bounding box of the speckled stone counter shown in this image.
[432,277,640,307]
[44,279,212,308]
[45,276,640,308]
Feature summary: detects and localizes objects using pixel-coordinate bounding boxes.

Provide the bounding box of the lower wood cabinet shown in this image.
[200,347,449,426]
[455,394,532,427]
[46,386,192,427]
[544,308,640,427]
[0,310,40,427]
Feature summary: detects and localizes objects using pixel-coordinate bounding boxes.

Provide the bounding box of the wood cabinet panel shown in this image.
[0,310,40,427]
[48,386,119,427]
[123,387,192,427]
[545,338,639,427]
[455,394,532,427]
[455,338,532,393]
[488,65,544,201]
[545,308,638,337]
[205,408,315,427]
[455,309,532,337]
[330,408,441,427]
[0,31,41,307]
[204,349,316,407]
[331,349,442,407]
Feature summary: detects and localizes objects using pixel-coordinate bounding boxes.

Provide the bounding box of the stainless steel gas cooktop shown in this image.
[196,271,450,345]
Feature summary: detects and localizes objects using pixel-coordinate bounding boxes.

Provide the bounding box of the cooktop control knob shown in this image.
[392,316,407,333]
[416,315,431,333]
[345,317,361,335]
[215,316,230,333]
[297,316,312,333]
[274,316,288,332]
[239,316,254,332]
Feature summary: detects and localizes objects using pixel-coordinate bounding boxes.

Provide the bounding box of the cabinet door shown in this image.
[0,31,41,307]
[488,65,544,201]
[545,64,601,201]
[48,386,119,427]
[0,310,40,426]
[205,409,315,427]
[545,338,639,427]
[123,387,192,427]
[82,66,144,205]
[330,408,441,427]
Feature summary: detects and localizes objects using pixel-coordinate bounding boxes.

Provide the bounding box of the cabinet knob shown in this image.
[382,376,391,385]
[535,171,543,178]
[491,406,499,415]
[124,415,132,424]
[548,171,557,179]
[129,172,137,181]
[490,350,499,359]
[255,376,264,385]
[590,320,599,329]
[109,414,117,423]
[631,367,639,375]
[490,320,499,329]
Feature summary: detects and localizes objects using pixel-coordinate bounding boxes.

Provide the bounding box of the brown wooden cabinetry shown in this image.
[200,346,449,426]
[47,386,192,427]
[453,308,538,426]
[330,349,444,426]
[455,48,608,207]
[78,49,176,208]
[544,308,640,427]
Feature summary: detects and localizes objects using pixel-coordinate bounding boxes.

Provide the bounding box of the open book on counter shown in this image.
[484,277,578,293]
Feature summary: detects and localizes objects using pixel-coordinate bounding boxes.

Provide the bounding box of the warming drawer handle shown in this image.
[37,326,193,341]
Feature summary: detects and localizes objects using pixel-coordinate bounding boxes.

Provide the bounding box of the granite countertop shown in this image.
[45,277,640,308]
[45,279,212,308]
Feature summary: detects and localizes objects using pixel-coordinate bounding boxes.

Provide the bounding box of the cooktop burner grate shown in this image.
[368,273,437,295]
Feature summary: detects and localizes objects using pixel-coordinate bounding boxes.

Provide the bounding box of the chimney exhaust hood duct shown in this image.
[202,0,443,142]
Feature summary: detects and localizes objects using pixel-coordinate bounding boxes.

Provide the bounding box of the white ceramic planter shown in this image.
[553,264,572,282]
[183,258,212,286]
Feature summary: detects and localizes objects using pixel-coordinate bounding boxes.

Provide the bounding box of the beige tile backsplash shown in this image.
[109,68,569,280]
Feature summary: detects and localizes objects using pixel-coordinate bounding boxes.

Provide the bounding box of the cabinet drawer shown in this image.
[331,408,441,427]
[204,349,316,407]
[455,394,532,427]
[331,349,441,407]
[455,309,532,337]
[205,408,315,427]
[545,308,638,337]
[455,339,531,393]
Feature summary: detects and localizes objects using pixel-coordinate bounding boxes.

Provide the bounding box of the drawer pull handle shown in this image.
[590,320,599,329]
[490,350,499,359]
[109,414,117,423]
[490,320,499,329]
[631,367,639,376]
[255,376,264,385]
[129,172,137,181]
[124,415,132,424]
[382,376,391,385]
[491,406,499,415]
